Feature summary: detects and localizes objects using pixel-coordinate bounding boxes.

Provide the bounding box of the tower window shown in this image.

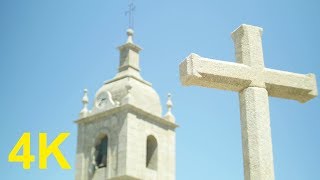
[146,135,158,170]
[94,136,108,168]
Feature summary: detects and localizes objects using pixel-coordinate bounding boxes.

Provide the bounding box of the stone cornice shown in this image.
[117,42,142,52]
[75,104,178,130]
[104,75,152,86]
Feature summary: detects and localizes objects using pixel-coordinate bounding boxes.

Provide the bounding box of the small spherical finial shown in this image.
[80,88,89,118]
[167,93,173,108]
[126,29,134,43]
[125,84,132,93]
[122,84,134,105]
[164,92,175,122]
[127,28,134,36]
[82,89,89,103]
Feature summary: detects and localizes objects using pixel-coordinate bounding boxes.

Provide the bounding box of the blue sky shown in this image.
[0,0,319,179]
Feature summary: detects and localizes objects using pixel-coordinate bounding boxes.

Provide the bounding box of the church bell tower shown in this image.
[74,29,177,180]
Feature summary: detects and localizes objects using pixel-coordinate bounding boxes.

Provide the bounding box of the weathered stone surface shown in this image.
[239,87,274,180]
[180,54,317,103]
[179,24,318,180]
[75,29,177,180]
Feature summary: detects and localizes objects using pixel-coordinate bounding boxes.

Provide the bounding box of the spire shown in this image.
[80,89,89,118]
[164,93,175,122]
[115,29,143,80]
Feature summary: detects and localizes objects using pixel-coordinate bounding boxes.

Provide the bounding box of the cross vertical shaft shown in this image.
[232,25,264,69]
[233,25,274,180]
[239,87,274,180]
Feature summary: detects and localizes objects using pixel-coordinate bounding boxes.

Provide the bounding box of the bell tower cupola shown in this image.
[74,29,178,180]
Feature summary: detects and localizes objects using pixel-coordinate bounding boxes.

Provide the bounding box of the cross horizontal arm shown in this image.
[179,53,318,103]
[179,53,252,91]
[264,68,317,103]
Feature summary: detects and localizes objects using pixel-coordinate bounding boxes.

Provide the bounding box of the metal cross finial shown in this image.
[125,1,135,29]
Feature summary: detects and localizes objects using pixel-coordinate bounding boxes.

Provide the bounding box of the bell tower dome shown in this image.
[93,29,162,116]
[74,29,177,180]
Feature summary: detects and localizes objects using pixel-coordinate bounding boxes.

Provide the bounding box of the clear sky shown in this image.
[1,0,319,179]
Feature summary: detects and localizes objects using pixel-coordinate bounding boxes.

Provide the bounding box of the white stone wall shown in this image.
[75,108,176,180]
[75,112,127,180]
[125,112,176,180]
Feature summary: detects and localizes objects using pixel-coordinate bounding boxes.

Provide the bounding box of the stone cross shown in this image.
[179,24,318,180]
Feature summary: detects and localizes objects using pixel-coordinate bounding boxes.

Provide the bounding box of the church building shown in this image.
[74,29,178,180]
